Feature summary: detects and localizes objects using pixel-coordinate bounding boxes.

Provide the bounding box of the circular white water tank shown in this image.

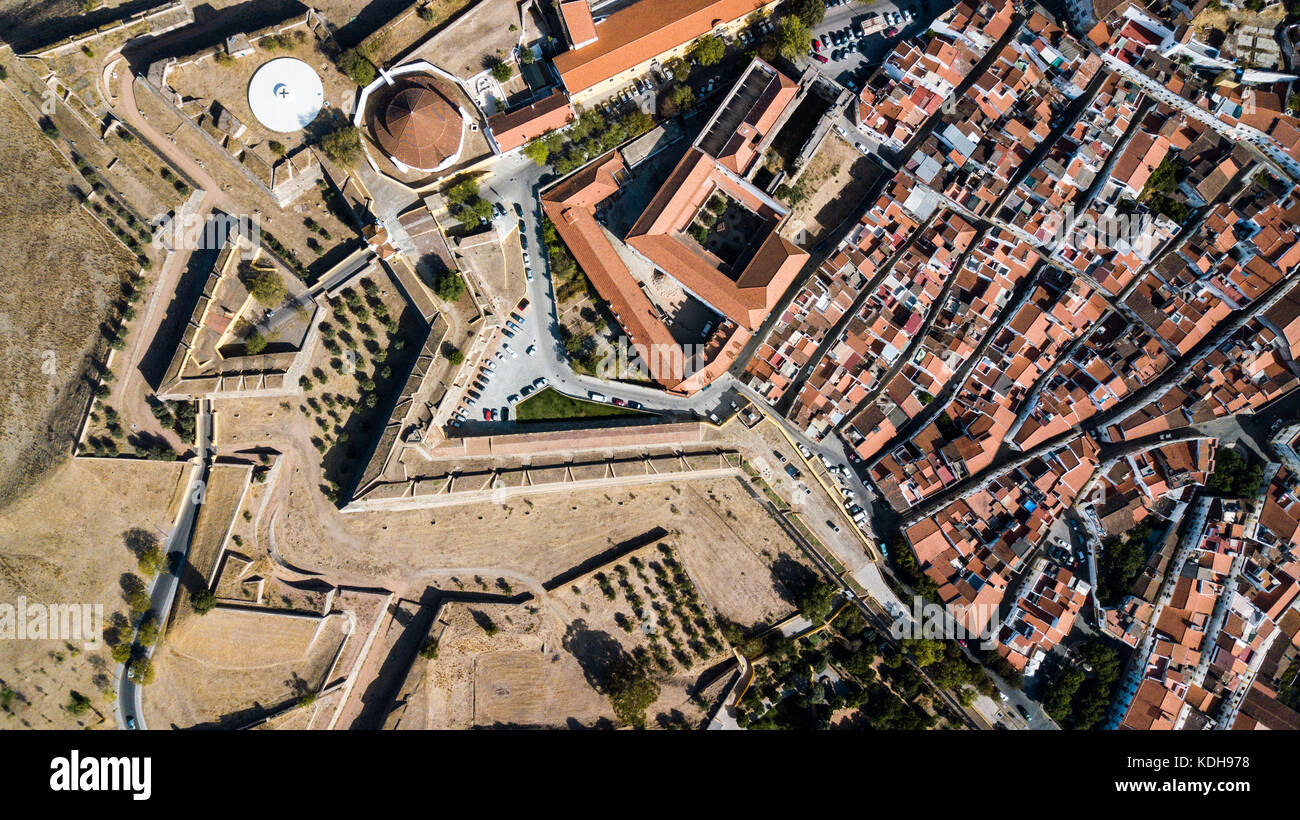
[247,57,324,133]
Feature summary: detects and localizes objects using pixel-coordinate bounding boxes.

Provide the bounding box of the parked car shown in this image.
[773,449,787,463]
[534,377,549,388]
[826,520,841,533]
[525,344,536,356]
[814,53,829,63]
[785,464,802,479]
[626,400,642,410]
[589,391,607,402]
[612,398,626,406]
[812,39,822,52]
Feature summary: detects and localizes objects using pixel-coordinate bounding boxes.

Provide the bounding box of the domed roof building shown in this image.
[367,74,467,173]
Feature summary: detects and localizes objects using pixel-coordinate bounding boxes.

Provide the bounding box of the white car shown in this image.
[534,377,549,388]
[525,344,536,356]
[485,361,497,372]
[507,394,520,405]
[507,320,522,332]
[502,343,517,359]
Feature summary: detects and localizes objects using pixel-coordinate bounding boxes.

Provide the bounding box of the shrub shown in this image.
[320,124,362,166]
[338,48,376,86]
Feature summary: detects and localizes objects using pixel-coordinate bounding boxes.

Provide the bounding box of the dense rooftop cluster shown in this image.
[742,0,1300,712]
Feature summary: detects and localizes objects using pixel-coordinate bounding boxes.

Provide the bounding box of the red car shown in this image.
[811,39,822,52]
[613,398,626,406]
[814,53,829,64]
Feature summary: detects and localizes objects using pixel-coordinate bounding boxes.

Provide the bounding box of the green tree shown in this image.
[902,638,945,668]
[111,643,133,664]
[337,49,376,86]
[605,657,659,728]
[785,0,826,26]
[137,545,165,577]
[434,269,466,301]
[691,34,726,66]
[523,131,561,165]
[490,59,513,83]
[773,15,811,61]
[668,83,696,112]
[244,267,286,305]
[191,589,217,615]
[128,657,155,686]
[245,332,269,355]
[321,124,363,166]
[66,691,92,715]
[446,347,464,366]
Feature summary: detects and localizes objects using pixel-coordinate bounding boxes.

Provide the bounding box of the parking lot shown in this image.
[449,299,546,429]
[809,0,934,91]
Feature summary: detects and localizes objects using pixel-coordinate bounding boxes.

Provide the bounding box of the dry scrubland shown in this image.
[277,468,813,621]
[146,609,347,728]
[0,458,189,728]
[0,87,138,506]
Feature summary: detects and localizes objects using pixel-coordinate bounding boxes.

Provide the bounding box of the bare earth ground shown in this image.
[0,86,138,506]
[411,601,612,729]
[783,135,882,245]
[273,463,813,616]
[0,458,189,728]
[146,608,347,728]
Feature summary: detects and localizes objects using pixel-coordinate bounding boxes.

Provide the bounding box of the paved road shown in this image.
[116,400,211,730]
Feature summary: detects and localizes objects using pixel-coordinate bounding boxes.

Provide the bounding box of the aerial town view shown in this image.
[1,0,1300,779]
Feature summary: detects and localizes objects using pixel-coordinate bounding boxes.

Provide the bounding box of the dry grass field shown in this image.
[0,87,139,507]
[275,462,815,623]
[146,608,347,728]
[0,458,189,728]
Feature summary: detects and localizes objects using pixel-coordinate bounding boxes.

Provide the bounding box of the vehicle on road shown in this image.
[126,716,136,729]
[1016,704,1031,720]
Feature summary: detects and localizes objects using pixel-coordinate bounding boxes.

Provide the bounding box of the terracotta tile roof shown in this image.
[487,89,576,152]
[559,0,598,48]
[553,0,770,96]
